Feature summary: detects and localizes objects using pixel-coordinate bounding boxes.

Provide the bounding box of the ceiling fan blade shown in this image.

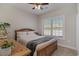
[32,7,35,9]
[41,3,49,5]
[29,3,49,5]
[29,3,34,4]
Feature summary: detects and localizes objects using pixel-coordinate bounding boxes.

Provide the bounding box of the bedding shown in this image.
[27,36,54,56]
[17,31,57,56]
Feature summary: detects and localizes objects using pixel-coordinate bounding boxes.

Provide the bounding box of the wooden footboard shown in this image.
[37,41,57,56]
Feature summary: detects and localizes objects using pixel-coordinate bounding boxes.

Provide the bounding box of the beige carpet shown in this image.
[52,46,77,56]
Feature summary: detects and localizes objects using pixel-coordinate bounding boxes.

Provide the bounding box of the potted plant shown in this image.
[0,40,15,56]
[0,22,10,39]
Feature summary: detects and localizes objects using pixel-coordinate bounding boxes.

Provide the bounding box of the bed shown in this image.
[15,28,57,56]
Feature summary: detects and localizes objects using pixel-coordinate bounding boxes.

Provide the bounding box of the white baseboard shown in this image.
[58,43,77,51]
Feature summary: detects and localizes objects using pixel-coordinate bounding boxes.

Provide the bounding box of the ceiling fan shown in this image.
[29,3,49,10]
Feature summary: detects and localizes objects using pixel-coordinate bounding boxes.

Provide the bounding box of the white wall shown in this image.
[38,4,77,50]
[76,4,79,55]
[0,4,38,39]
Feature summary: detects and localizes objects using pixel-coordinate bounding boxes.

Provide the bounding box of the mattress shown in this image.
[17,35,57,56]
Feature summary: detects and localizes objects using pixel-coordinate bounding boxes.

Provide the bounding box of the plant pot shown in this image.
[0,30,7,39]
[0,35,7,39]
[0,47,11,56]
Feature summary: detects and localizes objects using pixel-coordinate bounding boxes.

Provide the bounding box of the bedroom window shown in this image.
[43,16,64,37]
[43,19,52,35]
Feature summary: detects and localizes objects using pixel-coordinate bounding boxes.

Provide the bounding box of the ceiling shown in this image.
[0,3,71,15]
[13,3,68,15]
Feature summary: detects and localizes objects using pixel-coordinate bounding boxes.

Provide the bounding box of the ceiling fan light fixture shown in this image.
[34,4,41,10]
[29,3,49,10]
[37,5,41,9]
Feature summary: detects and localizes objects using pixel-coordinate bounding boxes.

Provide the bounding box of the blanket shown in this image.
[27,36,54,56]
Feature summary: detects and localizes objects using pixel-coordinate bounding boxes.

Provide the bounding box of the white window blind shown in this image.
[43,16,64,37]
[43,19,52,35]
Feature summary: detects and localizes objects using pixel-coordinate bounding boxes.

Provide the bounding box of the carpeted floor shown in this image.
[52,46,77,56]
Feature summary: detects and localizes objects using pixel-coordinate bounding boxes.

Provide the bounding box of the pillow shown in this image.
[17,31,38,41]
[27,31,38,36]
[17,31,36,37]
[17,32,28,36]
[17,32,28,39]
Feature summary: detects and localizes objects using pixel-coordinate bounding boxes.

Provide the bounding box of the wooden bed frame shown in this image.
[15,28,57,56]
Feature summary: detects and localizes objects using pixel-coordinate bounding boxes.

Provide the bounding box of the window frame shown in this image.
[42,15,65,39]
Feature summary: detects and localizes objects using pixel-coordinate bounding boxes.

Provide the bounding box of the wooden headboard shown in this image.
[15,28,35,40]
[15,28,34,32]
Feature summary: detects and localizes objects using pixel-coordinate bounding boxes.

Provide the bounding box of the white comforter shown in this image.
[17,34,56,56]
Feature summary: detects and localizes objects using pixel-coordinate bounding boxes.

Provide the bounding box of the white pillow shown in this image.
[17,32,28,39]
[27,31,37,36]
[17,31,38,41]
